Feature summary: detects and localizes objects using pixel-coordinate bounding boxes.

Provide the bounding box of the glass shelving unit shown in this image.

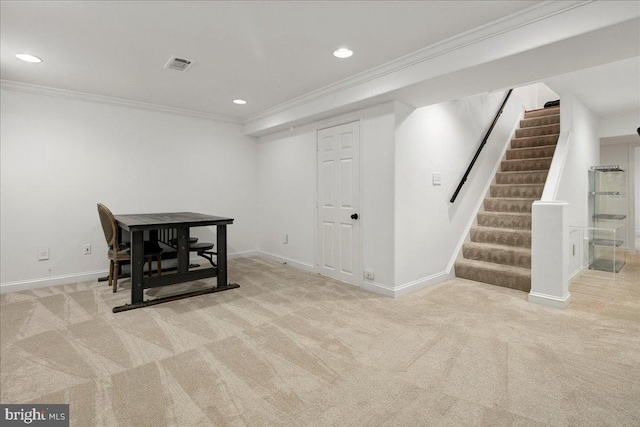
[569,225,625,274]
[587,166,627,273]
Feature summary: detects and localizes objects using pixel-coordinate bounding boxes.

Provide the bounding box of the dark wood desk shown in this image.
[112,212,239,312]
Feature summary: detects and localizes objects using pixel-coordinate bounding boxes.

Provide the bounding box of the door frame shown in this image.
[314,113,365,287]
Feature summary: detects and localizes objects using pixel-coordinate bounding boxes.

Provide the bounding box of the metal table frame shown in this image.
[112,212,239,313]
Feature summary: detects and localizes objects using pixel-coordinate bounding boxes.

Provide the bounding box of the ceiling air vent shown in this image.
[164,56,195,72]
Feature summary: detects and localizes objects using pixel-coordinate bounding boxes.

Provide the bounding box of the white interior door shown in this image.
[317,121,361,284]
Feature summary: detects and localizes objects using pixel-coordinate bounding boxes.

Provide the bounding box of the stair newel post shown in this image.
[529,200,571,308]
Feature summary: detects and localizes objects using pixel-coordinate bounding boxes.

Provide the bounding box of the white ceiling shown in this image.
[0,1,541,120]
[544,57,640,118]
[1,1,638,134]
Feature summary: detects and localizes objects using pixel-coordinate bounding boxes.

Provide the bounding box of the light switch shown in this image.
[433,172,442,186]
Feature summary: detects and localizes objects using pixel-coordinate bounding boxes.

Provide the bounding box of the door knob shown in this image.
[351,213,359,220]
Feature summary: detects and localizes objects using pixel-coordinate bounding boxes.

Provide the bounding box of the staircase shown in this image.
[454,105,560,292]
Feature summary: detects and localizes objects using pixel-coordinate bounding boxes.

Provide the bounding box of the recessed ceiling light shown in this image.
[16,53,43,63]
[233,99,247,105]
[333,48,353,59]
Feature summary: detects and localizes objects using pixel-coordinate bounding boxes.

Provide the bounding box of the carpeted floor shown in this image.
[1,255,639,426]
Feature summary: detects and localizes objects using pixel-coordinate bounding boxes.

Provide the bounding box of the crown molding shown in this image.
[242,1,592,126]
[0,80,241,124]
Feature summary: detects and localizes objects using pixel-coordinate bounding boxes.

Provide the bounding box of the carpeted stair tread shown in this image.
[515,124,560,138]
[501,157,553,172]
[477,211,532,229]
[506,145,557,160]
[511,134,559,149]
[484,197,536,213]
[454,258,531,292]
[471,226,531,248]
[490,184,544,198]
[523,106,560,119]
[520,114,559,128]
[455,105,559,292]
[462,241,531,268]
[495,170,548,184]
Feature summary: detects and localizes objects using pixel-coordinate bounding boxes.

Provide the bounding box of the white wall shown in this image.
[555,96,601,227]
[537,82,559,108]
[636,147,640,238]
[552,95,600,276]
[256,87,547,296]
[257,124,317,268]
[599,111,640,139]
[257,103,397,291]
[0,88,258,289]
[529,94,599,308]
[393,87,537,291]
[600,141,638,251]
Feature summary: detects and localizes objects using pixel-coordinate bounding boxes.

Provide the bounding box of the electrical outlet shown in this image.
[432,172,442,186]
[83,244,91,255]
[364,270,375,280]
[38,247,50,261]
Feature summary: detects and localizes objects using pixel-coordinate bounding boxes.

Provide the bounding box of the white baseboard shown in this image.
[0,269,108,294]
[0,251,261,294]
[569,264,588,284]
[363,270,451,298]
[528,291,571,309]
[362,281,395,298]
[256,252,450,298]
[255,251,315,273]
[230,250,259,259]
[2,248,450,298]
[393,270,452,298]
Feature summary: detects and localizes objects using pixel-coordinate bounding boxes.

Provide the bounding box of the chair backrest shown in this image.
[97,203,118,249]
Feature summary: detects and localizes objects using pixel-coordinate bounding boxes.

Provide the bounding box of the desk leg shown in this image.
[217,224,227,287]
[131,230,144,304]
[113,222,239,313]
[176,227,190,273]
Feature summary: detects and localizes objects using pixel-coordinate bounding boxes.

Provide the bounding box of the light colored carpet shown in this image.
[1,254,639,426]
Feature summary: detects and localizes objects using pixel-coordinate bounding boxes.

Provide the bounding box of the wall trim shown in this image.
[528,291,571,309]
[569,264,588,284]
[362,281,395,298]
[0,269,108,294]
[229,250,259,260]
[242,1,588,126]
[393,270,452,298]
[256,251,315,272]
[0,80,241,124]
[0,251,260,294]
[363,270,452,299]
